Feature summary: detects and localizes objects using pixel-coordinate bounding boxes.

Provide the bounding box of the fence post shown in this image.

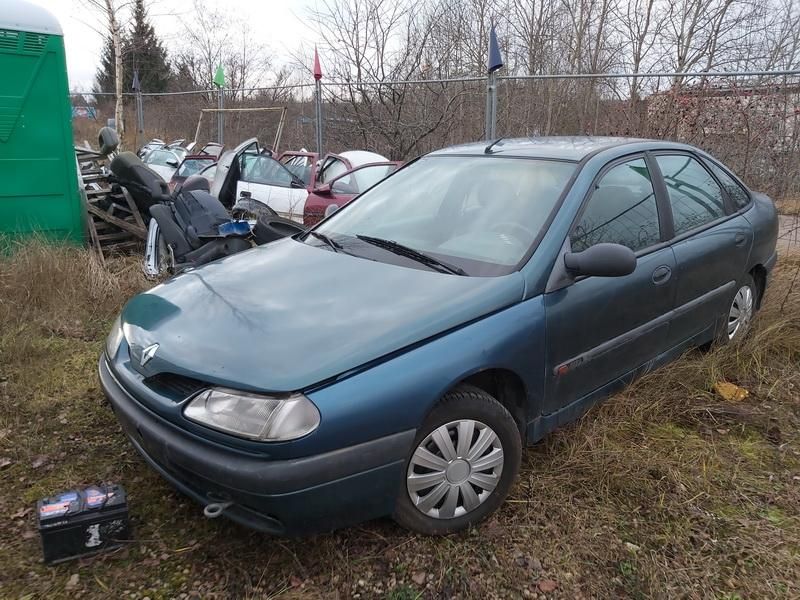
[217,87,224,144]
[485,72,497,140]
[214,65,225,144]
[136,90,144,135]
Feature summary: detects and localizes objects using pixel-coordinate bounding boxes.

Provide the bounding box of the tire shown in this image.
[718,273,757,345]
[393,384,522,535]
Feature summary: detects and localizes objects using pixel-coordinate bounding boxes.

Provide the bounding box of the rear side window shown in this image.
[705,160,750,210]
[657,155,726,235]
[571,158,660,253]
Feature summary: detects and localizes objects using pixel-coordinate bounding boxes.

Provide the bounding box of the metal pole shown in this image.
[485,72,497,140]
[315,80,324,155]
[217,87,224,144]
[136,90,144,134]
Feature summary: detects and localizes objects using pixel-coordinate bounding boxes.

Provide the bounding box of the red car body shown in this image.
[278,151,400,225]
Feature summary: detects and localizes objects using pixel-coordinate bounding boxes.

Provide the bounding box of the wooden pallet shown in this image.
[76,148,147,265]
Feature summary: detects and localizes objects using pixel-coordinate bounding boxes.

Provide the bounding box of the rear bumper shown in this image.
[99,356,414,535]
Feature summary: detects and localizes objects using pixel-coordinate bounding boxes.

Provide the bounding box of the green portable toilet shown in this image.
[0,0,85,245]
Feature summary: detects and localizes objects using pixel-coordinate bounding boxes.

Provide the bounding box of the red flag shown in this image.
[313,47,323,81]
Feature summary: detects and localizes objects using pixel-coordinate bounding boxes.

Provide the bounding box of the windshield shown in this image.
[145,149,179,166]
[176,157,215,178]
[313,156,575,276]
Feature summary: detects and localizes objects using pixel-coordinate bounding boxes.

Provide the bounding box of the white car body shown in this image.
[236,150,388,222]
[143,148,186,182]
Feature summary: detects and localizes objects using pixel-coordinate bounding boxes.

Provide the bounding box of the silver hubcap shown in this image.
[728,285,754,340]
[406,419,504,519]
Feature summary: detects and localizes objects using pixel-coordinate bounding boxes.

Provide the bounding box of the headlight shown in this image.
[106,316,124,358]
[183,388,320,441]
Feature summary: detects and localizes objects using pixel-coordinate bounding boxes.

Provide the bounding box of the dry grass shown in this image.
[776,197,800,217]
[0,243,798,599]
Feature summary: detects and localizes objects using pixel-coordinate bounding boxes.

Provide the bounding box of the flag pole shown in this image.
[485,24,504,141]
[313,47,324,156]
[214,65,225,144]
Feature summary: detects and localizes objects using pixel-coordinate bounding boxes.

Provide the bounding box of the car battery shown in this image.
[36,484,131,564]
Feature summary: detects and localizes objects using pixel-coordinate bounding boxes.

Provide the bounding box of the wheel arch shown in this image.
[441,367,529,438]
[749,263,767,308]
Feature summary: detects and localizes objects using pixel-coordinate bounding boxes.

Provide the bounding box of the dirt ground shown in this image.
[0,244,798,600]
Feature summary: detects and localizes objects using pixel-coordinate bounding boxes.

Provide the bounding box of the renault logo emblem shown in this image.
[140,343,159,366]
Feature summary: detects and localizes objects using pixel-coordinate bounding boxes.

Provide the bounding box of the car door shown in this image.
[237,154,308,221]
[543,155,678,413]
[652,153,753,346]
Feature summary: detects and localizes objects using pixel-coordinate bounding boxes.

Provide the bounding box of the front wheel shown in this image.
[393,384,521,535]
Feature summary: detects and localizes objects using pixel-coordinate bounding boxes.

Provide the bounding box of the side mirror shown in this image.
[98,127,119,155]
[564,243,636,278]
[324,203,340,218]
[314,183,331,195]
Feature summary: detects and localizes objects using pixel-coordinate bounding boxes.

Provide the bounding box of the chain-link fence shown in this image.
[71,70,800,199]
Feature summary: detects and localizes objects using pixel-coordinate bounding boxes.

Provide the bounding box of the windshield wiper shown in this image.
[355,235,467,276]
[309,231,342,253]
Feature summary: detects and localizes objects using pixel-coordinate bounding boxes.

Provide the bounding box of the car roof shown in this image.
[428,136,691,161]
[340,150,389,166]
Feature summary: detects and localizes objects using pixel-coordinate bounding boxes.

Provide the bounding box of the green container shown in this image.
[0,1,85,245]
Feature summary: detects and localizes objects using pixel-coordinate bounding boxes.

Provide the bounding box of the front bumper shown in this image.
[99,356,414,535]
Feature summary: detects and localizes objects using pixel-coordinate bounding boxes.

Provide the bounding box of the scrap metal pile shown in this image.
[75,116,397,276]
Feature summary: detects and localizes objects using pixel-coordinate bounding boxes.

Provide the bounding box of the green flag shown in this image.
[213,65,225,88]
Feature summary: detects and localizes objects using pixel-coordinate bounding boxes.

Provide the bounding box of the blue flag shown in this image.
[487,24,503,73]
[131,69,141,92]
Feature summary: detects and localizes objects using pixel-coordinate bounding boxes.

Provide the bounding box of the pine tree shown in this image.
[124,0,170,93]
[93,36,116,94]
[92,0,171,95]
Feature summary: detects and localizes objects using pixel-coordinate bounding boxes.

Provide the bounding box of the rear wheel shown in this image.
[393,384,521,535]
[721,274,757,344]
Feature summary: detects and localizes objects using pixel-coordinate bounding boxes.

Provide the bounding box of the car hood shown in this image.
[121,239,524,392]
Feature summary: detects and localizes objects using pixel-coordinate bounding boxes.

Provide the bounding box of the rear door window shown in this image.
[704,160,751,210]
[657,155,726,235]
[571,158,661,253]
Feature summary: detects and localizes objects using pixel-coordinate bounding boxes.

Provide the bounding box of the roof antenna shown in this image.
[484,137,505,154]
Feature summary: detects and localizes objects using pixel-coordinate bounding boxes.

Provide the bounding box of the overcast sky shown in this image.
[28,0,317,90]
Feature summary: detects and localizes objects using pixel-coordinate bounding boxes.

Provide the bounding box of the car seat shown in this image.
[109,151,171,214]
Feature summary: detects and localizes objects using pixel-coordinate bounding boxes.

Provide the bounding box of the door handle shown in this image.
[734,233,747,247]
[652,265,672,285]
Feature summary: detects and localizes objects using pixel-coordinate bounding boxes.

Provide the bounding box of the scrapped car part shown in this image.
[137,138,165,159]
[168,155,217,191]
[304,161,400,226]
[240,150,393,223]
[101,137,778,536]
[109,151,171,215]
[142,148,183,181]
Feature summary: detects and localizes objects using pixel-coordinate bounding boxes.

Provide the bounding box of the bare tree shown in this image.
[82,0,131,141]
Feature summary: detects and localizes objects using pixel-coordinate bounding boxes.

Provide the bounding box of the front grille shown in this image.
[143,373,207,401]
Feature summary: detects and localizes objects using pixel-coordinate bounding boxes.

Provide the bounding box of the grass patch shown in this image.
[1,242,798,598]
